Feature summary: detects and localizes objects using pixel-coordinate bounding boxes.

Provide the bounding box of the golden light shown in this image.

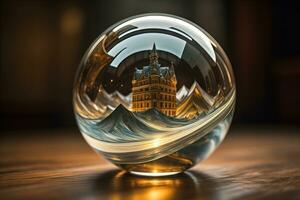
[60,7,83,35]
[109,170,187,200]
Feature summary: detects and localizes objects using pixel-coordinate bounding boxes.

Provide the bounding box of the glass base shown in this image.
[130,171,181,177]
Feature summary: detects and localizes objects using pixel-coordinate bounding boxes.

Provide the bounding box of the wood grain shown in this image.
[1,127,300,200]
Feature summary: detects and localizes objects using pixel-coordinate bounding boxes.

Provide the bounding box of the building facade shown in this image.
[131,44,177,117]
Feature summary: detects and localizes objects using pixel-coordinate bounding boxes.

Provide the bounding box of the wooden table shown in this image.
[1,127,300,200]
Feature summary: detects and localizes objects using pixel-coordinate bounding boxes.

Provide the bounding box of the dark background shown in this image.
[1,0,300,131]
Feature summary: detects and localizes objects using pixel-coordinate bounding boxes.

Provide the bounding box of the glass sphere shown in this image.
[73,14,236,176]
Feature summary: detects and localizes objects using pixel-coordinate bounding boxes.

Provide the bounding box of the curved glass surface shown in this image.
[73,14,235,175]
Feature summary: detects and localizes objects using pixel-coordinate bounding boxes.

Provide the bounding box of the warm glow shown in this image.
[130,171,180,177]
[60,7,83,35]
[153,138,162,148]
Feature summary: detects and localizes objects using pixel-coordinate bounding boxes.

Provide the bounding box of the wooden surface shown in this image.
[1,127,300,200]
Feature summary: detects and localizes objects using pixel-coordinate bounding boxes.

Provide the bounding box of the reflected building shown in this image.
[132,44,177,116]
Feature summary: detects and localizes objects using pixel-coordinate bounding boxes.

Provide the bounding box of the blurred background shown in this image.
[1,0,299,131]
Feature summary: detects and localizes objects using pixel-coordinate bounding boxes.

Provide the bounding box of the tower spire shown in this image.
[152,43,156,52]
[149,43,159,67]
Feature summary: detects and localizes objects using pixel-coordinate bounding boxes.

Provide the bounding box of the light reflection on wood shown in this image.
[0,128,299,199]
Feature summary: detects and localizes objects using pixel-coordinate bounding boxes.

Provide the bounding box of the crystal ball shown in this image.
[73,14,236,176]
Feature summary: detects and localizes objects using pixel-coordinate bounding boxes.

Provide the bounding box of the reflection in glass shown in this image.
[73,14,236,175]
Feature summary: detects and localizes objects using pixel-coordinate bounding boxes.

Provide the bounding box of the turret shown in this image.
[149,43,159,74]
[170,61,177,85]
[149,43,158,65]
[170,61,175,75]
